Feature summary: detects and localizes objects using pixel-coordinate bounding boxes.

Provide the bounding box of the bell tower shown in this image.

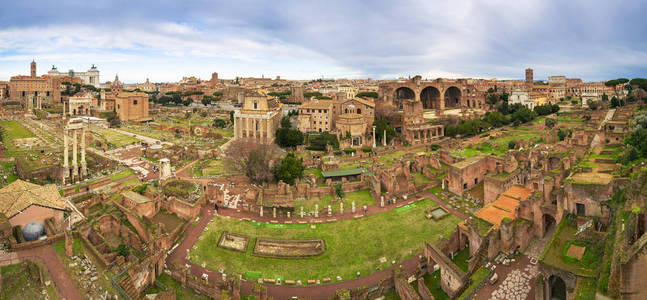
[30,60,37,78]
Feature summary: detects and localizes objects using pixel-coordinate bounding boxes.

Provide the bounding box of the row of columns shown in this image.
[233,115,274,142]
[409,127,444,144]
[62,126,87,185]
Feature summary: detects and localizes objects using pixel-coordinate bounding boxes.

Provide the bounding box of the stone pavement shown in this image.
[488,265,538,300]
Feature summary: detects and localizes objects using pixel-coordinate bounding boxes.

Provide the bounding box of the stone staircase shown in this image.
[468,238,490,276]
[117,272,139,300]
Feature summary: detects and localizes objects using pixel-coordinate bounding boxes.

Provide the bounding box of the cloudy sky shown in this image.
[1,0,646,83]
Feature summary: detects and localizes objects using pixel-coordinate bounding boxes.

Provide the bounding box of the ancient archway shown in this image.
[543,214,556,237]
[444,86,461,108]
[420,86,441,110]
[394,87,415,110]
[549,275,566,300]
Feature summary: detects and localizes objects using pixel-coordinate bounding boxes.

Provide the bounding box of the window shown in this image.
[133,100,138,105]
[576,203,585,216]
[357,108,361,114]
[117,104,121,109]
[254,101,258,109]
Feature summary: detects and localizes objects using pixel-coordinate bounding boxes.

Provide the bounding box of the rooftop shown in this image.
[0,180,66,218]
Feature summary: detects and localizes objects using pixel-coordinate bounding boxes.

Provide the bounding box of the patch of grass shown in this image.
[574,277,596,300]
[143,273,210,299]
[413,270,448,300]
[1,260,61,300]
[453,247,470,272]
[110,169,134,181]
[458,267,490,300]
[190,198,461,282]
[539,220,603,277]
[412,172,434,185]
[91,128,139,149]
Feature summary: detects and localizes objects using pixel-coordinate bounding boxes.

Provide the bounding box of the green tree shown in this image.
[484,111,508,127]
[115,244,129,257]
[334,183,344,199]
[375,119,397,144]
[545,118,557,128]
[626,128,647,158]
[201,96,212,106]
[281,116,292,128]
[355,92,379,99]
[273,154,304,185]
[213,119,227,128]
[275,127,305,148]
[610,97,619,108]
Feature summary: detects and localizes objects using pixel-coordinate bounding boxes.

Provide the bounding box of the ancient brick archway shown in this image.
[542,213,556,237]
[393,87,415,110]
[420,86,441,109]
[444,86,462,108]
[548,275,566,300]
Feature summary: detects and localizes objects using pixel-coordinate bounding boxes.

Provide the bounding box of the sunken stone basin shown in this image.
[217,232,250,252]
[253,238,326,258]
[426,207,449,220]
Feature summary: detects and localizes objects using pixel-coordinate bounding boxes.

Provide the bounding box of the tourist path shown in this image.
[167,190,471,299]
[16,245,83,300]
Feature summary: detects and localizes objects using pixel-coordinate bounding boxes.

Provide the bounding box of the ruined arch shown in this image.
[444,86,461,108]
[394,87,415,110]
[548,275,566,300]
[420,86,441,110]
[542,213,556,237]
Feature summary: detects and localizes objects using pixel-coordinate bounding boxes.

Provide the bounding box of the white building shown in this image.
[509,89,534,110]
[48,65,100,88]
[581,92,600,108]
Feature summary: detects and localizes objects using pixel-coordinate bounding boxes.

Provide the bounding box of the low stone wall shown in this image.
[10,232,64,251]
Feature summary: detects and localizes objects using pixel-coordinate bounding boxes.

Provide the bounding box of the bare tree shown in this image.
[223,138,281,184]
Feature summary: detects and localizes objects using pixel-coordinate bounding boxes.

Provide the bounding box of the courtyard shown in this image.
[190,198,461,283]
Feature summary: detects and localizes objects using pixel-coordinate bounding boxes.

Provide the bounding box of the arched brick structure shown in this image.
[378,76,481,114]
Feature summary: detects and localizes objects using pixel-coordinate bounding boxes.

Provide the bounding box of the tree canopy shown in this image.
[273,154,304,185]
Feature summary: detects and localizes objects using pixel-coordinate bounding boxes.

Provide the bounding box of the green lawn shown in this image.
[412,270,448,300]
[110,169,135,180]
[539,220,603,277]
[91,128,139,149]
[0,120,35,142]
[190,198,461,283]
[143,273,212,299]
[450,128,542,158]
[412,172,434,185]
[1,261,61,300]
[0,161,19,187]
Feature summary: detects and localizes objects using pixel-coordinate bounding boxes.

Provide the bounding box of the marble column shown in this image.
[372,126,376,148]
[81,126,87,177]
[383,130,387,146]
[63,132,69,183]
[352,201,356,213]
[72,129,78,179]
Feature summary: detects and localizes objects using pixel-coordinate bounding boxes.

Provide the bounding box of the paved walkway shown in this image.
[17,245,83,300]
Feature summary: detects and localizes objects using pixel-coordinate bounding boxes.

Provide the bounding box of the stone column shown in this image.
[372,126,376,148]
[81,126,87,177]
[315,204,319,218]
[259,206,263,217]
[63,131,69,183]
[287,211,290,218]
[340,202,344,214]
[380,195,384,207]
[300,206,304,218]
[72,129,78,179]
[252,119,256,138]
[383,130,387,146]
[352,201,356,213]
[328,205,332,216]
[266,117,271,143]
[245,117,249,138]
[234,116,238,138]
[272,207,276,218]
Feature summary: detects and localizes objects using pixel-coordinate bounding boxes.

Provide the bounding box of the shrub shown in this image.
[508,140,516,149]
[343,148,356,154]
[115,244,129,257]
[545,118,557,128]
[361,147,372,153]
[430,144,441,151]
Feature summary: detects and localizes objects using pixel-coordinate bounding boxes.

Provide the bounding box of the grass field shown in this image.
[190,198,461,283]
[91,128,139,149]
[0,161,19,187]
[0,120,35,141]
[539,220,603,277]
[451,128,542,158]
[1,260,61,300]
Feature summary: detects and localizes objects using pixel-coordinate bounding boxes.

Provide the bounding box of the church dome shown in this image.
[22,222,45,242]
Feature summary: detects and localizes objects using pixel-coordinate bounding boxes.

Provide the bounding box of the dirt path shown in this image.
[17,245,83,300]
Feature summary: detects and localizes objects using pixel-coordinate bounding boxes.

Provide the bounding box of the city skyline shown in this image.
[1,0,646,83]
